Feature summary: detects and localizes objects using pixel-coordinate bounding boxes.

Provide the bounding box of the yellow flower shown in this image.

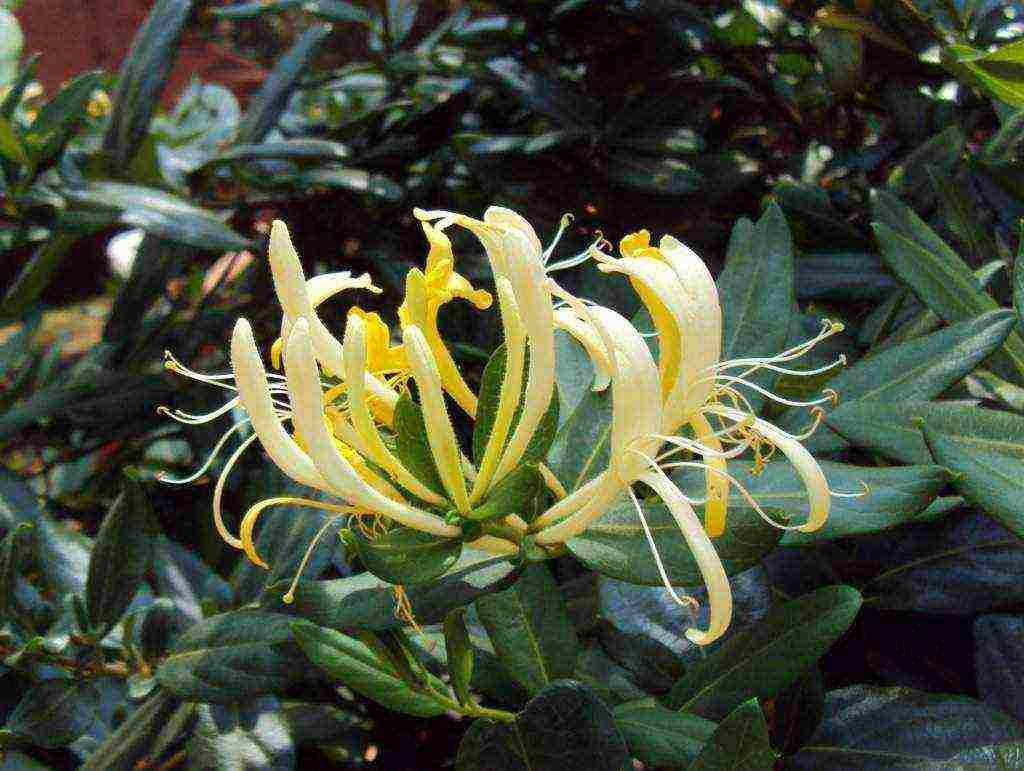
[161,208,845,644]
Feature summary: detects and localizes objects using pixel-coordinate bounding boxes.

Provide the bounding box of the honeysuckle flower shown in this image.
[161,207,848,644]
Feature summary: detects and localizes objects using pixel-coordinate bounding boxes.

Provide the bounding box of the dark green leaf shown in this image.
[292,621,447,717]
[205,138,350,166]
[545,380,611,493]
[943,40,1024,108]
[666,586,862,719]
[872,189,1024,381]
[795,252,897,302]
[266,548,516,630]
[25,70,104,163]
[887,126,965,209]
[468,464,542,522]
[0,522,31,622]
[0,53,39,119]
[475,563,579,696]
[85,478,159,638]
[688,699,776,771]
[64,181,251,252]
[238,25,331,144]
[393,391,446,496]
[352,524,462,585]
[0,115,27,165]
[156,610,309,703]
[771,667,826,755]
[5,679,99,749]
[102,0,193,170]
[444,607,475,706]
[921,414,1024,538]
[811,28,862,97]
[718,204,795,414]
[1,232,79,319]
[188,698,295,770]
[80,690,182,771]
[568,489,783,586]
[458,680,631,771]
[574,643,648,706]
[974,614,1024,722]
[211,0,304,18]
[613,698,716,769]
[787,685,1024,769]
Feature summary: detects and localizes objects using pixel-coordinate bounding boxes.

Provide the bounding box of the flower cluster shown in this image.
[162,206,846,645]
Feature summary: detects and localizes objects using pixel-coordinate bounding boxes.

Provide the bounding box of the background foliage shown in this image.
[2,0,1024,768]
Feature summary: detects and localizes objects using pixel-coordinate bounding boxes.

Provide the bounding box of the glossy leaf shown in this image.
[688,699,776,771]
[613,698,716,769]
[393,391,447,496]
[444,608,475,706]
[292,621,448,717]
[467,464,542,522]
[475,563,579,696]
[771,667,826,755]
[666,585,862,719]
[568,489,783,586]
[156,610,309,703]
[102,0,193,170]
[5,680,100,749]
[974,614,1024,723]
[921,412,1024,538]
[787,685,1024,769]
[85,478,159,638]
[266,548,516,630]
[352,524,462,585]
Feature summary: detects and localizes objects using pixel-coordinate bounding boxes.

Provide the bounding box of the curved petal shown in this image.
[553,307,612,391]
[641,467,732,646]
[689,413,729,537]
[403,325,471,513]
[484,205,542,255]
[231,318,324,490]
[285,319,460,536]
[343,314,447,505]
[471,277,526,503]
[706,404,829,533]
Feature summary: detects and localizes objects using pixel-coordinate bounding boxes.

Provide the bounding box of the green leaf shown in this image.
[85,478,159,638]
[770,666,825,755]
[238,25,331,143]
[974,614,1024,723]
[718,203,795,414]
[205,139,350,166]
[613,698,716,769]
[5,679,99,749]
[101,0,193,171]
[63,181,251,252]
[0,53,39,120]
[872,189,1024,381]
[788,686,1024,769]
[156,610,309,703]
[467,464,542,522]
[688,699,776,771]
[795,252,897,302]
[545,379,612,493]
[567,490,783,586]
[887,126,965,209]
[1,231,79,319]
[80,690,181,771]
[935,742,1024,769]
[921,416,1024,539]
[0,522,31,622]
[392,391,446,496]
[472,344,559,470]
[780,308,1017,451]
[475,563,579,696]
[777,462,949,545]
[444,607,475,706]
[352,524,462,585]
[666,585,862,719]
[210,0,304,18]
[1015,237,1024,331]
[266,548,516,630]
[457,680,631,771]
[291,621,448,717]
[24,70,104,163]
[0,115,27,165]
[943,40,1024,108]
[811,27,862,97]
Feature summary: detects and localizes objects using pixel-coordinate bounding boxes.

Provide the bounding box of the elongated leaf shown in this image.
[86,478,159,638]
[265,548,516,630]
[568,489,783,586]
[872,189,1024,381]
[292,621,447,717]
[156,610,309,703]
[718,204,795,414]
[352,524,462,585]
[102,0,193,170]
[1,232,79,319]
[0,522,31,622]
[24,70,104,163]
[467,464,542,522]
[795,252,897,302]
[392,392,446,496]
[80,691,181,771]
[0,115,27,165]
[457,680,631,771]
[205,139,350,166]
[545,381,612,492]
[781,308,1016,451]
[444,608,475,706]
[666,585,862,718]
[787,686,1024,769]
[238,25,331,143]
[613,699,716,769]
[771,666,825,755]
[64,181,251,252]
[688,699,776,771]
[5,680,100,749]
[943,40,1024,108]
[974,614,1024,722]
[921,416,1024,538]
[475,563,579,696]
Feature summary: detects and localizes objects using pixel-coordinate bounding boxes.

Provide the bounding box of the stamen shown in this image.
[788,407,826,441]
[714,355,846,379]
[283,513,349,604]
[212,433,259,549]
[710,375,839,409]
[157,418,251,484]
[626,485,699,611]
[830,479,870,499]
[541,212,574,265]
[157,397,240,425]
